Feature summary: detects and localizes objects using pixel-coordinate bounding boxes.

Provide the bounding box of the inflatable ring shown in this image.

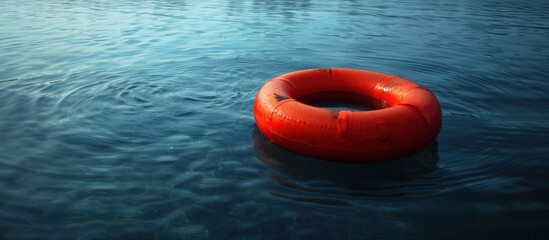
[253,68,442,162]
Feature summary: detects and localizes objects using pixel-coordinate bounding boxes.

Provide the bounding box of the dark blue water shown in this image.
[1,0,548,239]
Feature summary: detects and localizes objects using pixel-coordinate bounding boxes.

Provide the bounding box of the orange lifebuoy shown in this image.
[253,68,442,162]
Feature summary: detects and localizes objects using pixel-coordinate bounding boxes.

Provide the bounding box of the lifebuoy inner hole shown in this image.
[297,91,389,111]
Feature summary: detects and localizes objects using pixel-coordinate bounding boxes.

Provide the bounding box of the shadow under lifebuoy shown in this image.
[252,128,440,196]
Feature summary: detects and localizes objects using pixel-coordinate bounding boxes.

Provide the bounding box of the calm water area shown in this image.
[1,0,548,239]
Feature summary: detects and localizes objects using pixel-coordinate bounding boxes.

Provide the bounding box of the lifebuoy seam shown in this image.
[268,99,294,124]
[398,103,431,132]
[336,110,348,143]
[399,88,437,132]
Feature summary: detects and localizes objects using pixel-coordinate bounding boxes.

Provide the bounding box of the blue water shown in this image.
[1,0,548,239]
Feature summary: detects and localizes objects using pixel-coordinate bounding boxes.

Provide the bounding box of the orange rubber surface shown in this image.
[254,68,442,162]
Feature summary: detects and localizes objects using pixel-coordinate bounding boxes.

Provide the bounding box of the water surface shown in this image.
[1,0,548,239]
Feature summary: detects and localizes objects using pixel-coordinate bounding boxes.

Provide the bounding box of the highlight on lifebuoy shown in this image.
[253,68,442,162]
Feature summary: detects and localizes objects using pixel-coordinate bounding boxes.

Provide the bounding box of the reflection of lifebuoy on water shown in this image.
[252,128,439,189]
[254,68,442,162]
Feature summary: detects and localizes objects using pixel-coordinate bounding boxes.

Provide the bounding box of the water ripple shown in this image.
[1,0,548,239]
